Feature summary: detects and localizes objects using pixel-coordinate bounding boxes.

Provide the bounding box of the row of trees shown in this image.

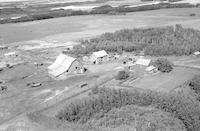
[0,2,197,24]
[71,25,200,56]
[57,87,200,131]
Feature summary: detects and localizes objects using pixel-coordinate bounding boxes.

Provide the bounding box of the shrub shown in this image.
[189,75,200,101]
[190,13,196,16]
[91,86,99,95]
[115,70,129,80]
[189,75,200,93]
[153,58,173,72]
[91,5,113,14]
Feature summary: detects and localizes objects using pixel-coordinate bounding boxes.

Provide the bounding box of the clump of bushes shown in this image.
[189,75,200,101]
[56,88,200,131]
[153,58,173,73]
[190,13,196,16]
[189,75,200,93]
[115,70,129,80]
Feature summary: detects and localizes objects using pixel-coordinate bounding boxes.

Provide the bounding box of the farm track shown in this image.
[0,72,114,128]
[0,86,79,126]
[174,63,200,70]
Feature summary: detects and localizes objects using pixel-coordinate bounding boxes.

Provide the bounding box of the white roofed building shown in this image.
[194,51,200,56]
[145,65,157,73]
[4,51,18,57]
[135,58,151,66]
[90,50,108,64]
[48,53,84,77]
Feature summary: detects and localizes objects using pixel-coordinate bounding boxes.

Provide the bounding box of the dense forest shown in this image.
[71,24,200,56]
[56,87,200,131]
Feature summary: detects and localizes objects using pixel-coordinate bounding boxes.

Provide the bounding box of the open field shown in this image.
[0,8,200,44]
[131,67,200,92]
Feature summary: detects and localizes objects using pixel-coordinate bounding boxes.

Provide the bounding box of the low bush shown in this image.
[91,86,99,95]
[115,70,129,80]
[189,75,200,93]
[188,75,200,101]
[190,13,196,16]
[153,58,173,72]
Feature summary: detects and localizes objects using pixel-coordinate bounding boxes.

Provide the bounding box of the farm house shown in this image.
[90,50,108,64]
[48,53,85,77]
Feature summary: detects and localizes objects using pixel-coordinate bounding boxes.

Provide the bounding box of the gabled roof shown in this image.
[48,53,76,77]
[145,65,156,71]
[92,50,108,58]
[4,52,16,57]
[135,58,151,66]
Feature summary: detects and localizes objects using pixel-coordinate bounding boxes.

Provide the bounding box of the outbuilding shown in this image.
[135,58,151,66]
[194,51,200,56]
[145,65,157,73]
[90,50,108,64]
[4,52,18,57]
[48,53,85,77]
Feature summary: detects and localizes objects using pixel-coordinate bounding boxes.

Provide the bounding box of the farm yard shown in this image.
[1,1,200,131]
[1,45,200,131]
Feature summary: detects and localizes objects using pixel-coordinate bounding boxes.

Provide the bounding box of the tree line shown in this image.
[71,24,200,56]
[0,3,197,24]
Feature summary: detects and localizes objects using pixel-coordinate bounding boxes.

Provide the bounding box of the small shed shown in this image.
[135,58,151,66]
[114,54,120,59]
[0,62,6,71]
[90,50,108,64]
[65,45,74,51]
[145,65,157,73]
[48,53,84,77]
[194,51,200,56]
[82,56,90,62]
[4,52,18,57]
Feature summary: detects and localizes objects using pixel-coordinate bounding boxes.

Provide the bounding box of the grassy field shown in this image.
[0,8,200,44]
[132,67,200,92]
